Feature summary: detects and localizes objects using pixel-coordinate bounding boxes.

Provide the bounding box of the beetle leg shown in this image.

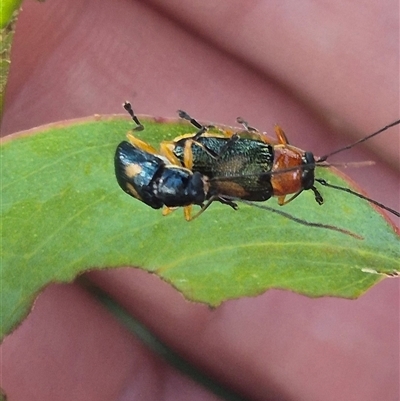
[183,136,223,164]
[187,196,238,221]
[278,185,323,206]
[277,196,286,205]
[277,191,303,205]
[214,133,240,159]
[126,133,159,155]
[236,117,274,143]
[218,197,238,210]
[183,139,195,169]
[162,206,177,216]
[311,186,324,205]
[159,142,184,166]
[186,196,218,221]
[183,205,193,221]
[274,125,290,145]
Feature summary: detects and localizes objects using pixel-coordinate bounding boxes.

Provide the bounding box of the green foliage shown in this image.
[0,0,22,29]
[1,115,399,339]
[0,0,22,116]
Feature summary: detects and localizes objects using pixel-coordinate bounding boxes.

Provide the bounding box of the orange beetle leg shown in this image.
[126,133,159,154]
[162,206,177,216]
[159,142,183,166]
[183,205,193,221]
[183,139,195,169]
[277,191,303,206]
[274,125,290,145]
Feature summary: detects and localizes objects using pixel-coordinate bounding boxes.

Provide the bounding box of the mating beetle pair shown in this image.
[114,102,400,232]
[115,102,320,221]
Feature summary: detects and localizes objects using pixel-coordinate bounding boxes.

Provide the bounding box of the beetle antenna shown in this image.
[315,179,400,217]
[224,197,363,239]
[210,160,375,181]
[317,119,400,162]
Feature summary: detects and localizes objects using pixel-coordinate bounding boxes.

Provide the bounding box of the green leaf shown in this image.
[1,115,399,339]
[0,0,22,29]
[0,0,22,116]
